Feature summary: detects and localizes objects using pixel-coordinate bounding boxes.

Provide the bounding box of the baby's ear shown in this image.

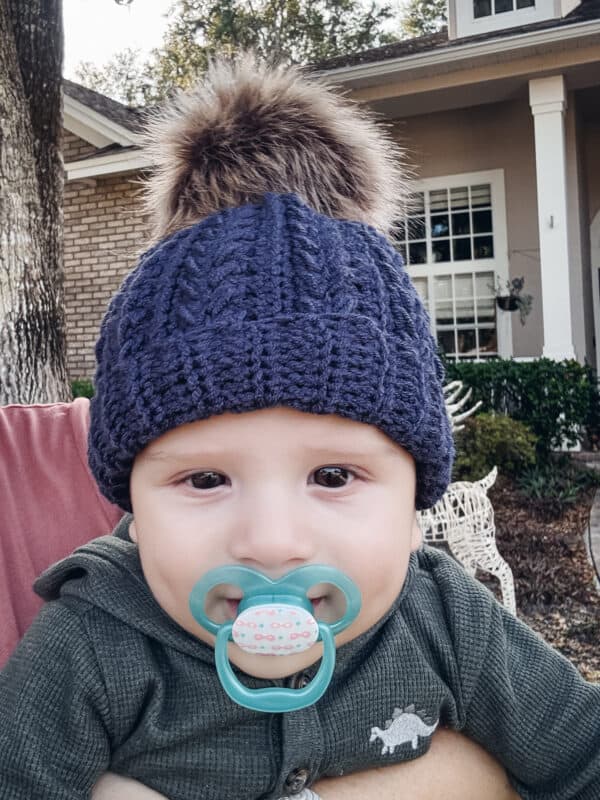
[128,519,138,543]
[410,513,423,551]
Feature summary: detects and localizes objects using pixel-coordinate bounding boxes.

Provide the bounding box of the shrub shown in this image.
[71,379,94,398]
[516,455,600,520]
[453,412,537,481]
[444,357,600,455]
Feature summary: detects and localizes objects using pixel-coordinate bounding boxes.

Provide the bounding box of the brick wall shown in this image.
[63,130,99,161]
[64,134,148,378]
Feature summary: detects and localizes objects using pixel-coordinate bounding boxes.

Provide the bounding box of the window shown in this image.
[474,0,535,17]
[453,0,561,38]
[395,171,510,361]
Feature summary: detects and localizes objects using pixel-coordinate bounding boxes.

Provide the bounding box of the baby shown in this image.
[0,57,598,800]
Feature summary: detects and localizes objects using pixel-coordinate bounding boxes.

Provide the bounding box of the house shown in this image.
[62,0,600,379]
[62,81,149,378]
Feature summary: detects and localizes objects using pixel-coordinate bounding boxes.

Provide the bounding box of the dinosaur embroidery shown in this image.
[370,705,439,755]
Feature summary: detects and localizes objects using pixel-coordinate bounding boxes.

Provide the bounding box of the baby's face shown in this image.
[129,407,421,679]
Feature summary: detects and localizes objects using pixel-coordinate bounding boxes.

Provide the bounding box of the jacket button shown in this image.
[284,768,309,793]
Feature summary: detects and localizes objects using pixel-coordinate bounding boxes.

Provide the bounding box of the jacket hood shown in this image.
[34,516,217,663]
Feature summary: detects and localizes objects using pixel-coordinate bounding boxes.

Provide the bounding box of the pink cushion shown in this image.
[0,399,122,667]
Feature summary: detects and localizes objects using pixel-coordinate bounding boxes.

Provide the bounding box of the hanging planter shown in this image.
[492,276,533,325]
[496,295,519,312]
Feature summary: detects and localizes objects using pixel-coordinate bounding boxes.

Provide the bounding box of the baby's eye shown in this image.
[185,471,228,490]
[311,466,354,489]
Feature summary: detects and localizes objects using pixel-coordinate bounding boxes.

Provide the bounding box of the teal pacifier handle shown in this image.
[189,565,361,713]
[214,623,335,713]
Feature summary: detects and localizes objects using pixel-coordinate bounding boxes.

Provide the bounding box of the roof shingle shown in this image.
[63,79,144,132]
[316,0,600,72]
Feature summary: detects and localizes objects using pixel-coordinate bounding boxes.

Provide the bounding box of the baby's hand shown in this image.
[92,773,168,799]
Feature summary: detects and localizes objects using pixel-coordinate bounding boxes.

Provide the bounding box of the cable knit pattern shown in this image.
[89,193,454,511]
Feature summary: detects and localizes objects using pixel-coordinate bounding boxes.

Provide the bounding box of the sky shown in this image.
[62,0,173,79]
[63,0,406,80]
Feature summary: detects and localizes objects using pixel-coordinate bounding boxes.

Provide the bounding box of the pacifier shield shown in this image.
[232,604,319,655]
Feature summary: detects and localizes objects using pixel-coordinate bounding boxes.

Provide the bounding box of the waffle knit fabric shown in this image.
[89,193,453,511]
[1,523,599,799]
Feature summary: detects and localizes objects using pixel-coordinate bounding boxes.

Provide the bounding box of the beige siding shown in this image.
[392,98,543,358]
[63,173,148,379]
[585,120,600,224]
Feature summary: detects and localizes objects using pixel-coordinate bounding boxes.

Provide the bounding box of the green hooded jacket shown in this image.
[0,517,599,799]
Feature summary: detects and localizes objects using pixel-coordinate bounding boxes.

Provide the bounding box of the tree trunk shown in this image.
[0,0,70,404]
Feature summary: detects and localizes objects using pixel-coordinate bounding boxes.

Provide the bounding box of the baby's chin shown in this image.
[226,640,325,680]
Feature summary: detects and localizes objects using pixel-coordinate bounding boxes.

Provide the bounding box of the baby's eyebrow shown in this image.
[143,449,223,462]
[300,444,401,460]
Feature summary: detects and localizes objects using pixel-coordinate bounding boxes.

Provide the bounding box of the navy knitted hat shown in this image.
[89,193,454,512]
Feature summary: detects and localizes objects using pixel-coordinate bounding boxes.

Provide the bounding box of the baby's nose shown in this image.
[228,492,316,571]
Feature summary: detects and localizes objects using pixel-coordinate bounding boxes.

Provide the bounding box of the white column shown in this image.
[529,75,575,361]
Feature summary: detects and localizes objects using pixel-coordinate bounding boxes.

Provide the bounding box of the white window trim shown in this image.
[453,1,570,39]
[405,169,513,360]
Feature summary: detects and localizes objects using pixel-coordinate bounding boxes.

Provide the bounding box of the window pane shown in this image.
[474,236,494,259]
[412,277,428,302]
[437,329,456,355]
[476,297,496,323]
[432,239,450,263]
[452,212,470,236]
[454,274,473,298]
[457,330,477,355]
[435,301,454,326]
[479,328,498,355]
[473,209,492,233]
[475,271,495,297]
[451,186,469,210]
[394,219,406,240]
[516,0,533,7]
[430,189,449,213]
[411,192,425,213]
[474,0,492,17]
[408,242,427,264]
[431,215,449,238]
[495,0,513,12]
[435,275,452,300]
[396,243,407,264]
[456,300,476,325]
[471,184,491,207]
[408,216,426,240]
[453,238,472,261]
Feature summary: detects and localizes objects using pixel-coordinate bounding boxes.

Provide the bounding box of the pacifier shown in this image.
[189,565,361,713]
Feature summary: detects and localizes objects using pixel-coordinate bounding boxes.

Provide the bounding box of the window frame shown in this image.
[473,0,535,20]
[454,0,562,38]
[402,169,513,361]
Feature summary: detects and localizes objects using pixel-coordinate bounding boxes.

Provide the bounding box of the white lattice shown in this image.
[418,466,516,615]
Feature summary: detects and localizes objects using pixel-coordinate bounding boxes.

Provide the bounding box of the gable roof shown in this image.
[316,0,600,72]
[62,81,152,179]
[63,80,143,133]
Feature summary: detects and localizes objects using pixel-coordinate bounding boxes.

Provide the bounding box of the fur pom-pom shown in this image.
[140,53,411,242]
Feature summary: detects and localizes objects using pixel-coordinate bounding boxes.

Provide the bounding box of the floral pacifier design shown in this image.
[189,565,361,713]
